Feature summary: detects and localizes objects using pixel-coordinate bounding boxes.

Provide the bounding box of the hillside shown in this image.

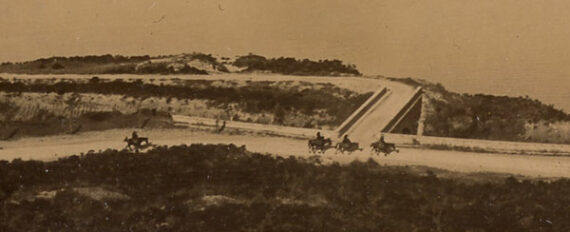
[0,77,371,139]
[389,77,570,144]
[0,53,361,76]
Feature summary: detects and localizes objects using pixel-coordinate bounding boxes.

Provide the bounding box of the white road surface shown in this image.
[1,128,569,178]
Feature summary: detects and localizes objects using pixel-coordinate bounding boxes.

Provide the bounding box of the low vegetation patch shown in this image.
[0,144,568,231]
[390,77,570,144]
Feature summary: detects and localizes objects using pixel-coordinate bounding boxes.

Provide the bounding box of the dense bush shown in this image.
[0,144,569,231]
[234,54,361,76]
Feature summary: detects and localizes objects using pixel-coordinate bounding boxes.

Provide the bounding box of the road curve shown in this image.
[1,128,569,178]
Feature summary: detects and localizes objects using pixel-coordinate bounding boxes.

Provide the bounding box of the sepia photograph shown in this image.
[1,1,569,231]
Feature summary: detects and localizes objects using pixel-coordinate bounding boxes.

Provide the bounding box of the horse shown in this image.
[124,136,150,151]
[308,138,333,154]
[335,142,362,154]
[370,141,399,156]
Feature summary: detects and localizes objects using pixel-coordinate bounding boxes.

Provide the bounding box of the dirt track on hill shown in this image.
[1,128,569,178]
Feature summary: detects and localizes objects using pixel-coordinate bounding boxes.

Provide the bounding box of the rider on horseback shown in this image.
[309,132,331,153]
[316,132,324,141]
[125,131,150,151]
[370,133,398,156]
[342,134,352,145]
[132,131,139,140]
[315,132,326,146]
[335,134,361,154]
[379,134,386,146]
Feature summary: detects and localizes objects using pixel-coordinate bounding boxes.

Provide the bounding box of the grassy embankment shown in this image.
[1,144,568,231]
[0,78,371,139]
[390,77,570,144]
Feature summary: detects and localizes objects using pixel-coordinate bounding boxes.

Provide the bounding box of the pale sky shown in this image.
[1,0,569,111]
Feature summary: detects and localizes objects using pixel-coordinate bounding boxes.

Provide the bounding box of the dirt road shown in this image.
[1,128,569,178]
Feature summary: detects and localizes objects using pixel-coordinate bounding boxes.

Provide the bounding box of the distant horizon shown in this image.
[2,0,569,112]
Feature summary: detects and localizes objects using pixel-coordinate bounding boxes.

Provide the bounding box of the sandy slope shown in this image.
[1,128,569,178]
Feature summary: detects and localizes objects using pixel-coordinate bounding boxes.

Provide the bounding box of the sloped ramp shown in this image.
[343,83,420,146]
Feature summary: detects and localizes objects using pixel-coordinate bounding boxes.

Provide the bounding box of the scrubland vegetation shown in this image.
[0,144,568,231]
[232,54,361,76]
[0,78,370,139]
[391,77,570,144]
[0,53,361,76]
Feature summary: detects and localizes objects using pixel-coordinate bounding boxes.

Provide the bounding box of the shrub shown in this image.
[51,63,64,69]
[233,54,361,76]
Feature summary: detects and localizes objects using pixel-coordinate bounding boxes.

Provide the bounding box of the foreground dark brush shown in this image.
[308,138,333,154]
[370,141,399,156]
[0,144,569,231]
[335,142,363,154]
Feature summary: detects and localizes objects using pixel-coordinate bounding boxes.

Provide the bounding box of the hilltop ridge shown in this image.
[0,53,361,76]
